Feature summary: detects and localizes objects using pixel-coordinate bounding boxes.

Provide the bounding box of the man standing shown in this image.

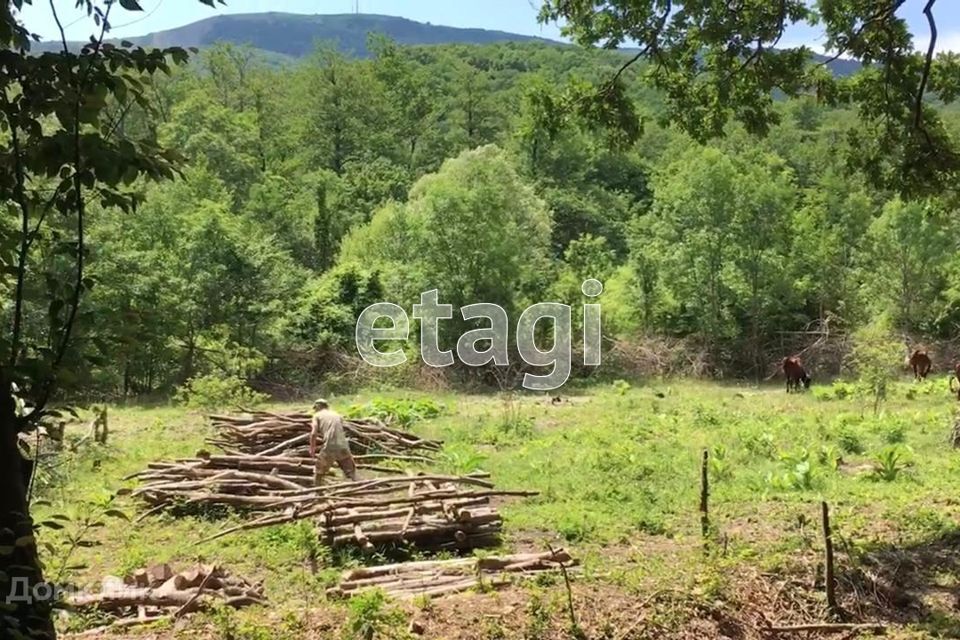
[310,398,358,485]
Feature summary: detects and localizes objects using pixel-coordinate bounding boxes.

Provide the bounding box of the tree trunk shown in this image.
[181,330,196,384]
[0,373,55,639]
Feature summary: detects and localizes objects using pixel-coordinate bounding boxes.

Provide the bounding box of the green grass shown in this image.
[34,378,960,637]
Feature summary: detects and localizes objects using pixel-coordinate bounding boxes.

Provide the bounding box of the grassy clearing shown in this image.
[36,377,960,638]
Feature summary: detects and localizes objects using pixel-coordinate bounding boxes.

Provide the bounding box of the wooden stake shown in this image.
[549,544,581,637]
[821,501,839,617]
[700,450,709,541]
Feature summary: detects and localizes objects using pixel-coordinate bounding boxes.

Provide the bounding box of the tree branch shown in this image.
[915,0,938,129]
[815,1,907,69]
[603,1,672,95]
[47,0,68,52]
[35,1,115,418]
[2,91,32,369]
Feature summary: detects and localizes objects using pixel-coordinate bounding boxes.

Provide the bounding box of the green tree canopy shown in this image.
[539,0,960,197]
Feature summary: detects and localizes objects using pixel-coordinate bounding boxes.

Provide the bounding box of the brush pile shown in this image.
[207,410,443,458]
[65,563,263,634]
[326,549,576,599]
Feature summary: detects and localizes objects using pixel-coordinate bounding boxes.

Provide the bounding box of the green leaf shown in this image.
[119,0,144,10]
[13,535,34,548]
[102,509,129,521]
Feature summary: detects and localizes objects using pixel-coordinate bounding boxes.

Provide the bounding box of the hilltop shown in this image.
[35,12,553,61]
[33,11,860,75]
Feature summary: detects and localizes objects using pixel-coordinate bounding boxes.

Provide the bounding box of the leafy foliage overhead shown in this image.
[539,0,960,196]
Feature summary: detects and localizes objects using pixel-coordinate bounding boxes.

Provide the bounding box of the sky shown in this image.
[15,0,960,54]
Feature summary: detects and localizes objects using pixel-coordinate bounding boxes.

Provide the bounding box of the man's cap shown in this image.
[312,398,329,408]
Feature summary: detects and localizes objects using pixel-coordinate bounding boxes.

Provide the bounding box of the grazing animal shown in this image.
[909,349,932,381]
[782,357,811,393]
[950,363,960,401]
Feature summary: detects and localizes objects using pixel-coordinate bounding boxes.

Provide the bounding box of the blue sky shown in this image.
[16,0,960,54]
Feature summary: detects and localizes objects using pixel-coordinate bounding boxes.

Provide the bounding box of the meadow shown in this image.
[33,375,960,639]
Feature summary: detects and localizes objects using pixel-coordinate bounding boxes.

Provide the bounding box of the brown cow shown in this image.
[950,363,960,400]
[909,349,932,381]
[782,356,811,393]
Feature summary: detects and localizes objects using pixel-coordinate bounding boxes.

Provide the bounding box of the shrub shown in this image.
[439,448,488,475]
[612,379,631,395]
[742,431,777,459]
[768,448,818,491]
[709,445,733,481]
[346,398,442,428]
[343,589,408,640]
[870,446,909,482]
[836,428,865,455]
[818,444,842,469]
[848,315,903,415]
[174,374,268,410]
[884,422,907,445]
[814,381,857,401]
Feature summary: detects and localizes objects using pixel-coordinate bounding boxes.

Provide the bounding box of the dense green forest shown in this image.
[16,37,960,397]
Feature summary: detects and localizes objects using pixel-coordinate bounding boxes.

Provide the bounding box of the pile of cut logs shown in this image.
[318,476,506,551]
[126,452,429,515]
[195,473,538,551]
[327,549,576,599]
[129,409,537,552]
[65,563,263,635]
[207,410,443,458]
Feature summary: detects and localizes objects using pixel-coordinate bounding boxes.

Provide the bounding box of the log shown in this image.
[62,614,172,638]
[173,566,217,619]
[391,577,493,599]
[765,622,886,634]
[325,511,501,536]
[257,433,309,456]
[354,523,374,552]
[328,550,574,600]
[339,549,571,581]
[329,519,502,546]
[69,587,203,609]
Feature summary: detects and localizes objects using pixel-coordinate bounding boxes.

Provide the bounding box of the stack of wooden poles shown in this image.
[126,451,433,516]
[326,549,576,599]
[195,473,539,551]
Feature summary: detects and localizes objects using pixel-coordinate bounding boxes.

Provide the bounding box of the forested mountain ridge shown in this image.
[33,12,860,76]
[34,12,553,60]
